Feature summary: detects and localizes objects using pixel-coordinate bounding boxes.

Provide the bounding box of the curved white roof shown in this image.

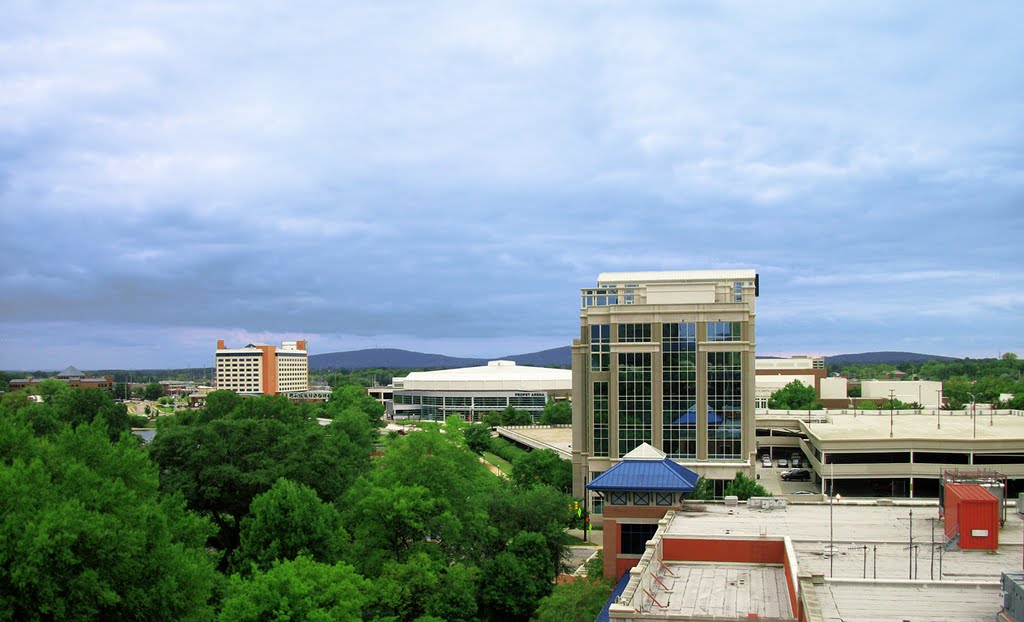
[398,361,572,392]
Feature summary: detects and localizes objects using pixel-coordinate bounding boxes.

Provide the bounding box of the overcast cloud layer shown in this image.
[2,2,1022,370]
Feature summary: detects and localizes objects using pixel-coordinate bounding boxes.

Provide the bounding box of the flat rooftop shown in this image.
[812,580,1000,622]
[664,502,1016,621]
[649,563,793,619]
[495,425,572,459]
[804,413,1024,442]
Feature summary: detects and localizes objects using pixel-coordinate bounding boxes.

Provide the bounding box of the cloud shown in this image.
[1,2,1023,367]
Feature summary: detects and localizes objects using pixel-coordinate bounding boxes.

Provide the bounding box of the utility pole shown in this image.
[937,389,942,430]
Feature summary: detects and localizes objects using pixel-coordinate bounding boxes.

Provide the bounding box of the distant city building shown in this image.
[9,365,113,392]
[572,269,759,511]
[214,340,309,395]
[388,360,571,421]
[860,379,942,408]
[754,356,826,408]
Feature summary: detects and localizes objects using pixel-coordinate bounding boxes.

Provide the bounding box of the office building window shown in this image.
[593,381,609,457]
[618,352,652,456]
[662,322,697,458]
[707,321,742,342]
[707,351,743,459]
[591,324,610,371]
[617,323,651,343]
[620,523,658,555]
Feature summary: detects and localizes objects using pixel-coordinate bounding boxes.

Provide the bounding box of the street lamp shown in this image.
[968,391,976,439]
[889,388,895,438]
[830,491,841,577]
[936,389,942,430]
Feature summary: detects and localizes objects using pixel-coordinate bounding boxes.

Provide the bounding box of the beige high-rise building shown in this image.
[571,270,758,515]
[215,340,309,395]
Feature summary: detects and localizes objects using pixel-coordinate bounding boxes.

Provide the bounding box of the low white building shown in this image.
[861,379,942,408]
[390,360,571,421]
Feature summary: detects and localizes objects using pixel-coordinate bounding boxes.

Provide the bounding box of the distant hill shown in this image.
[500,346,571,367]
[824,351,961,365]
[309,348,485,370]
[309,346,572,370]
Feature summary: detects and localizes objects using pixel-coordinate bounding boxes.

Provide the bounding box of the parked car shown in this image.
[790,455,802,468]
[761,455,772,467]
[781,469,811,482]
[777,458,789,468]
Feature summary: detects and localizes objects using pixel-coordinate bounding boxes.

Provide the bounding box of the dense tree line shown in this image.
[0,382,600,620]
[829,355,1024,409]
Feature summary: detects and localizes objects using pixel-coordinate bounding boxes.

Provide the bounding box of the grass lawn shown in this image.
[481,451,514,475]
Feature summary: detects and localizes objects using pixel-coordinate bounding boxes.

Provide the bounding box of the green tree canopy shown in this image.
[724,472,771,500]
[367,552,478,622]
[767,380,819,410]
[149,395,374,563]
[233,478,348,572]
[464,424,492,454]
[219,556,367,622]
[342,429,500,575]
[143,382,164,401]
[539,400,572,425]
[0,418,219,621]
[533,578,612,622]
[328,383,385,426]
[511,449,572,494]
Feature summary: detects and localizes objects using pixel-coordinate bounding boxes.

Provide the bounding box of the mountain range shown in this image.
[309,346,572,370]
[309,347,962,370]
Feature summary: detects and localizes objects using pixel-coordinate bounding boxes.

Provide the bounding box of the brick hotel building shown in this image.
[214,340,309,395]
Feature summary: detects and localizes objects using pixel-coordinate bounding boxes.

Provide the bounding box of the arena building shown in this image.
[388,360,571,421]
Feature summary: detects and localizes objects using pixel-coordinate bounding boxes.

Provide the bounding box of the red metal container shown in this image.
[944,483,999,550]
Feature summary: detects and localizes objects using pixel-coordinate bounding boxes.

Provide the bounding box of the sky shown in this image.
[1,2,1022,370]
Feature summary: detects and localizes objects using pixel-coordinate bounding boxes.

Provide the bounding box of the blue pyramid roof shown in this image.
[586,443,699,492]
[671,404,722,425]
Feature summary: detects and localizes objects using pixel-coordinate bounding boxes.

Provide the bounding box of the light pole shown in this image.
[849,397,855,417]
[889,388,895,438]
[936,389,942,430]
[829,492,840,577]
[968,392,977,439]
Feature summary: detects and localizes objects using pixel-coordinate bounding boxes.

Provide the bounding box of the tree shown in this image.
[367,552,478,622]
[0,418,219,621]
[328,384,385,426]
[511,449,572,494]
[539,400,572,425]
[143,382,164,401]
[533,578,611,622]
[35,378,68,403]
[342,429,501,575]
[767,380,819,410]
[45,387,133,441]
[149,397,373,563]
[465,424,493,454]
[503,405,534,426]
[1003,352,1019,361]
[219,556,367,622]
[485,405,534,427]
[724,472,771,500]
[233,478,348,572]
[687,476,714,500]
